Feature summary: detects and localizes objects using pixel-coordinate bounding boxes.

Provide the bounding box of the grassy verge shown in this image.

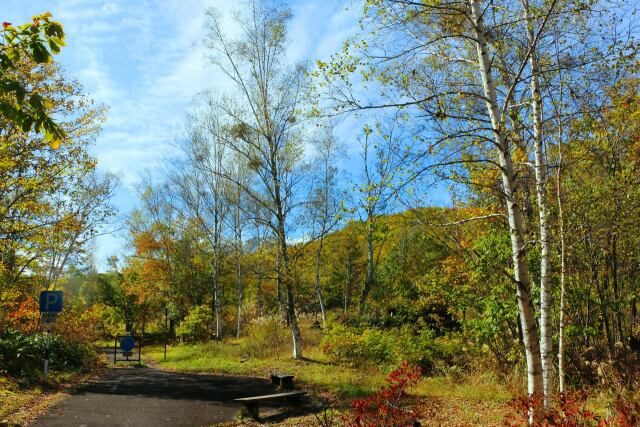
[0,367,103,426]
[143,337,512,426]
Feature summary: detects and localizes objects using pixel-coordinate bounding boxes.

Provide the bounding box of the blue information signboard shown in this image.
[39,291,63,313]
[120,336,136,352]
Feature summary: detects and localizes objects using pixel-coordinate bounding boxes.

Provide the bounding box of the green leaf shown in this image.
[48,39,61,54]
[30,41,51,63]
[2,79,27,102]
[49,36,65,47]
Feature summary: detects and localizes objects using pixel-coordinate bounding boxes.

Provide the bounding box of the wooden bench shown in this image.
[235,390,306,419]
[270,373,295,390]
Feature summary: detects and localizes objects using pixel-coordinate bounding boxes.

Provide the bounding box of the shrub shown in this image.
[505,392,640,426]
[321,322,468,372]
[0,329,96,381]
[0,329,44,378]
[321,323,368,365]
[175,305,214,341]
[242,316,289,358]
[343,361,422,427]
[55,304,105,343]
[1,294,39,334]
[49,333,96,371]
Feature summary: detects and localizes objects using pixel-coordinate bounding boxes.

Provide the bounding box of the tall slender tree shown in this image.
[204,0,309,358]
[308,124,342,322]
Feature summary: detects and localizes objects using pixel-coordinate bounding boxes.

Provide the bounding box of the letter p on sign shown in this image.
[39,291,63,313]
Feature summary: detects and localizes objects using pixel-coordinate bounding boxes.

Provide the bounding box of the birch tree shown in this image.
[315,0,633,398]
[204,0,309,358]
[308,125,342,322]
[314,0,555,395]
[171,103,228,338]
[523,0,554,403]
[351,120,406,313]
[42,173,118,289]
[225,156,249,338]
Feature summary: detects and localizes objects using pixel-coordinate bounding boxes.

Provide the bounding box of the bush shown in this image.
[242,316,289,358]
[0,329,96,381]
[505,392,640,426]
[321,323,367,365]
[175,305,214,341]
[343,361,422,427]
[0,329,43,378]
[321,322,467,372]
[49,333,96,371]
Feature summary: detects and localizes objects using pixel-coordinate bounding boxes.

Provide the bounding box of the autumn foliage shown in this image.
[505,392,640,426]
[343,361,422,427]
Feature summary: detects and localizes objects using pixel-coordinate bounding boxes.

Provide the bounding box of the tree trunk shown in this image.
[360,217,374,313]
[279,233,302,359]
[524,0,553,404]
[276,253,287,324]
[470,0,543,397]
[344,257,353,314]
[213,214,222,339]
[314,238,327,323]
[632,294,638,334]
[556,156,567,393]
[611,235,623,343]
[236,255,243,338]
[271,149,302,359]
[235,205,243,339]
[257,272,263,317]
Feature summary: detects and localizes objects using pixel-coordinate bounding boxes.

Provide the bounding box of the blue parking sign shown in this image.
[39,291,63,313]
[120,336,136,352]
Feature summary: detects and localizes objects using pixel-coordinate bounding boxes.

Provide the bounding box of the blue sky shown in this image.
[3,0,372,269]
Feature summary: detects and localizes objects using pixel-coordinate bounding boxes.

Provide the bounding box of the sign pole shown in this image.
[44,329,50,376]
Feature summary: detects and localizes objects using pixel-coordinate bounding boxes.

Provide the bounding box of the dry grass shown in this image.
[0,367,105,426]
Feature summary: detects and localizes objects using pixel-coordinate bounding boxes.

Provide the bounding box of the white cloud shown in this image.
[5,0,365,269]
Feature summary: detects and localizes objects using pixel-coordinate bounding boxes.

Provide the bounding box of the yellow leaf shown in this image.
[49,138,61,149]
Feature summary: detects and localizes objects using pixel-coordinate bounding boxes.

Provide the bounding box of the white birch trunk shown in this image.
[524,0,553,405]
[469,0,544,397]
[257,272,263,318]
[557,160,567,393]
[235,229,243,338]
[213,215,222,339]
[315,239,327,323]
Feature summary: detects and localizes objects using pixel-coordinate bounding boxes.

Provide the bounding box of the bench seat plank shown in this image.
[235,391,306,420]
[235,391,305,402]
[271,373,294,379]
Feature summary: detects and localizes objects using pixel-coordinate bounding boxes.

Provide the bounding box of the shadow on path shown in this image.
[31,366,312,427]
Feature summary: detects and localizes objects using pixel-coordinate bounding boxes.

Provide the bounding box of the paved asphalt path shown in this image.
[31,366,286,427]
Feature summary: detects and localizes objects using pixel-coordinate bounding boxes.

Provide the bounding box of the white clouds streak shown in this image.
[5,0,361,267]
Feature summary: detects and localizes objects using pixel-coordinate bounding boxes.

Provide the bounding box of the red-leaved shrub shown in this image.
[504,392,640,426]
[343,361,422,427]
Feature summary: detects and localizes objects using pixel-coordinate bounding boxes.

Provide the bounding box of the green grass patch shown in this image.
[414,373,511,402]
[144,339,385,398]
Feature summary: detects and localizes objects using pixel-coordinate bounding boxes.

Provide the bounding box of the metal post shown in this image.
[164,307,168,360]
[138,337,142,364]
[43,329,50,376]
[114,336,117,365]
